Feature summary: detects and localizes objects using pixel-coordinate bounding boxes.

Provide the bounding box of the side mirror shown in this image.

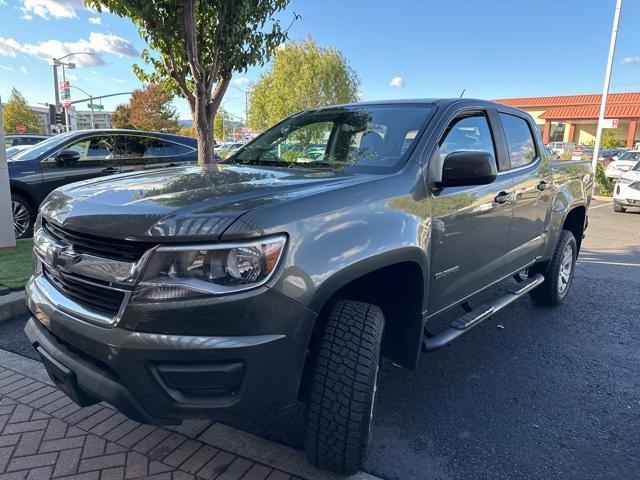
[435,151,497,188]
[55,149,81,165]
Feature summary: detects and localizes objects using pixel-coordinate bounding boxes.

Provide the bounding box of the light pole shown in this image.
[228,84,252,125]
[70,86,95,129]
[51,52,95,132]
[592,0,623,175]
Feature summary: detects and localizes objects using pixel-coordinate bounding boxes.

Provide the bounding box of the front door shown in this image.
[497,112,553,273]
[39,134,123,195]
[428,111,514,314]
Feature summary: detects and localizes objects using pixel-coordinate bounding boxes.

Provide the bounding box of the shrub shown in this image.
[595,163,614,196]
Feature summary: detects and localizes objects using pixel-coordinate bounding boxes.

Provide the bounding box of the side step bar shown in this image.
[422,273,545,352]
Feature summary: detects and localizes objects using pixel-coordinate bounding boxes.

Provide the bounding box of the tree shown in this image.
[2,88,44,134]
[600,129,625,149]
[85,0,294,166]
[248,37,360,132]
[111,104,133,129]
[129,84,180,132]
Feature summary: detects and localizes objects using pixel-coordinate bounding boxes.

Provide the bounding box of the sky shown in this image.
[1,0,640,122]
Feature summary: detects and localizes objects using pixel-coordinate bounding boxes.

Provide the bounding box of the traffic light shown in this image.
[48,104,65,126]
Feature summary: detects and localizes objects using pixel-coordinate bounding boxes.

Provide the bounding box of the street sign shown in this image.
[15,125,26,134]
[87,103,104,110]
[601,119,619,128]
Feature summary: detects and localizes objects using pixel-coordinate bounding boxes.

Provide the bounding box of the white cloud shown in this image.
[389,76,405,87]
[21,0,85,19]
[88,16,101,25]
[0,33,138,67]
[232,77,251,86]
[111,77,126,84]
[66,73,77,80]
[0,38,21,57]
[21,14,33,20]
[356,92,364,99]
[0,65,14,71]
[621,56,640,65]
[20,65,28,74]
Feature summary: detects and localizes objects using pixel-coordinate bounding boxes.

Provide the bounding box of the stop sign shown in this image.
[16,125,26,134]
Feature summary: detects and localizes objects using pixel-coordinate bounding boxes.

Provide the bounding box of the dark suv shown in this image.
[8,129,197,238]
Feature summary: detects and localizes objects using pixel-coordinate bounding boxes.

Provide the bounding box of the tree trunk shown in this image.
[193,95,214,167]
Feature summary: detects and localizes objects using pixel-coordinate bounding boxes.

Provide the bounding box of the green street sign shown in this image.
[87,103,104,110]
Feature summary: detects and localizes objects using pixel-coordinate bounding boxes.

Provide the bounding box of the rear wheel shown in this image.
[304,300,385,475]
[613,203,626,213]
[11,194,35,239]
[530,230,577,307]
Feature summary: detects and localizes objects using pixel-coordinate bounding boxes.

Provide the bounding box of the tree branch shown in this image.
[183,0,206,83]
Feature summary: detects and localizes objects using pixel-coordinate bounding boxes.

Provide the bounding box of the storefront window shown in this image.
[549,122,566,143]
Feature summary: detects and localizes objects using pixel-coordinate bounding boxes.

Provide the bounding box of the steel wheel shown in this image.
[12,200,31,238]
[557,242,574,295]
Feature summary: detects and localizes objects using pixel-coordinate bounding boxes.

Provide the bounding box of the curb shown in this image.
[593,195,613,202]
[0,290,28,323]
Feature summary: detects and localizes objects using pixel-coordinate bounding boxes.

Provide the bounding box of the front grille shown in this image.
[43,264,126,316]
[43,219,155,262]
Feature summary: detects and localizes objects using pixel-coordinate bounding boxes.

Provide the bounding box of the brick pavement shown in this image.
[0,365,302,480]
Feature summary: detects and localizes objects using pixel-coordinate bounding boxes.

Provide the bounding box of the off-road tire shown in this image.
[613,203,626,213]
[304,300,385,475]
[530,230,577,307]
[11,194,35,239]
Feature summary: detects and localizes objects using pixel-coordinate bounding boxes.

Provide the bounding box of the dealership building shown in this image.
[494,92,640,148]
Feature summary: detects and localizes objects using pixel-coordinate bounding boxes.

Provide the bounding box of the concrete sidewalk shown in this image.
[0,349,378,480]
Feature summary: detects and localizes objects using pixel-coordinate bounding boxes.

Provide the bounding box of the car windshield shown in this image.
[11,132,76,161]
[228,104,435,173]
[618,151,640,162]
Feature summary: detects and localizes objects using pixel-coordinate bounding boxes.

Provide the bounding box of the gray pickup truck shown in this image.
[24,99,592,474]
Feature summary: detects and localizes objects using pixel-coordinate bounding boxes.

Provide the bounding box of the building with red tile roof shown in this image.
[494,93,640,147]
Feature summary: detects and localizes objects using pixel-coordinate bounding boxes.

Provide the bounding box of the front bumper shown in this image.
[25,274,316,425]
[613,183,640,207]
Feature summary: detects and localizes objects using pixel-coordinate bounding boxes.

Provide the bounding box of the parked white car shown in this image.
[605,150,640,180]
[547,141,575,155]
[613,161,640,212]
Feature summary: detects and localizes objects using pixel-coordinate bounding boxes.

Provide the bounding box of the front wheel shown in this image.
[530,230,577,307]
[613,203,626,213]
[304,300,385,475]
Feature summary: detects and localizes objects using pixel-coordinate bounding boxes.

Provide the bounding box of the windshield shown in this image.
[11,132,76,162]
[228,104,435,173]
[618,151,640,162]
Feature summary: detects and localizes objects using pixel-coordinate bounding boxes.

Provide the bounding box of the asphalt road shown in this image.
[2,199,639,480]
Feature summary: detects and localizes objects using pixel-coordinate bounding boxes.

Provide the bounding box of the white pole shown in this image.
[0,99,17,248]
[592,0,623,174]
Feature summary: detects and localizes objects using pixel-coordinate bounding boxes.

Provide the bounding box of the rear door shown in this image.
[39,134,122,195]
[496,111,553,273]
[428,108,515,313]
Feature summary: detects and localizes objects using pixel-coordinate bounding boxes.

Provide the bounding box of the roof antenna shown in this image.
[459,89,466,98]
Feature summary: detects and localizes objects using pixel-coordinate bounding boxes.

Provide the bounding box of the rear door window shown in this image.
[499,113,537,168]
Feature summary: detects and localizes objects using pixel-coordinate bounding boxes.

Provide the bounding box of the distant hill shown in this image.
[178,119,193,128]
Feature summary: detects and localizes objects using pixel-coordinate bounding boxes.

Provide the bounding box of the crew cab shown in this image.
[8,129,197,239]
[24,99,592,474]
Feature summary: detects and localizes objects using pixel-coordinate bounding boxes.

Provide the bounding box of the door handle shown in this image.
[537,181,549,191]
[494,191,511,204]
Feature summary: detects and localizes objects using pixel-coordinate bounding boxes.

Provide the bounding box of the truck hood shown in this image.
[41,164,372,241]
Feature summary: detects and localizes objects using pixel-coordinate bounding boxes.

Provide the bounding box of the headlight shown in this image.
[132,235,287,301]
[617,177,632,185]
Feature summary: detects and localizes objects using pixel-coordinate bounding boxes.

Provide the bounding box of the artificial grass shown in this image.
[0,239,34,290]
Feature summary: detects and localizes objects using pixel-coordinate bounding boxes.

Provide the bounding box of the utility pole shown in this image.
[0,98,16,248]
[592,0,623,174]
